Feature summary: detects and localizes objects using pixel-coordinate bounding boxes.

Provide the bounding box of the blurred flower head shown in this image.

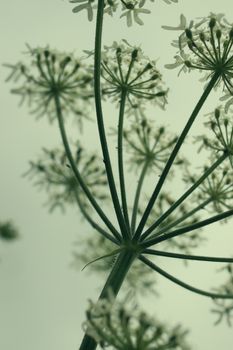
[84,297,191,349]
[24,144,108,212]
[5,46,93,127]
[196,107,233,168]
[185,165,233,215]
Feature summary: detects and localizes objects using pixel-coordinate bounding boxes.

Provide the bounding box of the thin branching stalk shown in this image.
[141,152,228,240]
[118,88,130,231]
[74,191,118,244]
[141,208,233,248]
[131,161,150,234]
[140,256,233,299]
[54,94,121,242]
[93,0,130,240]
[133,71,221,241]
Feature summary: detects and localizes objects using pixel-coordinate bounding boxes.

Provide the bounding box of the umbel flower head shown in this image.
[165,13,233,93]
[24,144,108,212]
[197,107,233,167]
[70,0,178,27]
[123,117,179,173]
[212,264,233,326]
[84,297,191,349]
[185,165,233,215]
[101,40,167,108]
[5,46,93,126]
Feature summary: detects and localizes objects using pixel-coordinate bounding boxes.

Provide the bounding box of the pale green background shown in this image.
[0,0,233,349]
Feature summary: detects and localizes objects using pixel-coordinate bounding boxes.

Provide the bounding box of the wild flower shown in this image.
[184,166,233,215]
[123,118,179,173]
[101,40,167,107]
[212,264,233,326]
[84,297,191,349]
[24,145,108,212]
[196,107,233,168]
[165,13,233,94]
[4,46,93,126]
[70,0,177,26]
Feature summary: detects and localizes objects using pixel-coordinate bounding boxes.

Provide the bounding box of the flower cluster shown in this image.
[123,117,179,172]
[197,107,233,167]
[185,166,233,215]
[101,40,167,107]
[212,264,233,326]
[0,221,19,241]
[70,0,178,26]
[84,298,191,349]
[165,13,233,94]
[5,46,93,126]
[72,235,157,296]
[24,145,108,212]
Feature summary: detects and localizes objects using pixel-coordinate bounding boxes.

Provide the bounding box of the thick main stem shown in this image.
[133,71,220,241]
[93,0,129,240]
[79,249,137,350]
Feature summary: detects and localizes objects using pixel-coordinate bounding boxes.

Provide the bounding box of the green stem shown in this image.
[143,249,233,263]
[133,71,220,241]
[141,207,233,249]
[79,249,137,350]
[118,88,130,231]
[94,0,129,240]
[141,152,227,241]
[131,161,149,234]
[74,191,118,244]
[146,198,212,242]
[140,256,233,299]
[54,94,121,242]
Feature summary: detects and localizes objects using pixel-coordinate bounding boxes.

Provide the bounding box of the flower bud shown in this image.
[209,17,216,29]
[131,49,138,59]
[185,28,193,40]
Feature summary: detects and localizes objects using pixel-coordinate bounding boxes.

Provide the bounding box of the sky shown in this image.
[1,0,233,349]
